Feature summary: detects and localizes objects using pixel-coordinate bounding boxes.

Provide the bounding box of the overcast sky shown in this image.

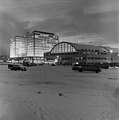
[0,0,118,55]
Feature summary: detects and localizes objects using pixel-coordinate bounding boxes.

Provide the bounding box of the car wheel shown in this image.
[96,70,99,73]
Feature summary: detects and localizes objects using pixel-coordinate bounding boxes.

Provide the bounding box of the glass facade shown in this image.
[10,31,59,58]
[51,42,76,53]
[10,38,15,58]
[10,36,26,58]
[27,31,59,57]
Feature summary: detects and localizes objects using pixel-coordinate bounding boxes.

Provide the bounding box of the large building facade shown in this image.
[26,30,59,57]
[10,36,27,58]
[44,42,113,64]
[10,31,59,63]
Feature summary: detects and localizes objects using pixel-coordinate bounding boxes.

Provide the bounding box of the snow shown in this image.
[0,64,119,120]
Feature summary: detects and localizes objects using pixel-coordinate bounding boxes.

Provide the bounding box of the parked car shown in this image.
[78,64,101,73]
[94,63,109,69]
[72,62,87,70]
[110,63,118,67]
[8,64,27,71]
[23,61,31,67]
[8,63,14,69]
[72,63,80,70]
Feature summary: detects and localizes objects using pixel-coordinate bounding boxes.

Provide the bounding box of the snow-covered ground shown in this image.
[0,64,119,120]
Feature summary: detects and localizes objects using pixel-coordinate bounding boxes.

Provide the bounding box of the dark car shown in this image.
[72,64,80,70]
[72,62,87,70]
[8,64,27,71]
[110,63,118,67]
[8,63,14,69]
[78,64,101,73]
[23,61,31,67]
[101,63,109,69]
[94,63,109,69]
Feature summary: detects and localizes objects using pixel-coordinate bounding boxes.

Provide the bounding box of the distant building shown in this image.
[10,36,26,58]
[44,42,112,64]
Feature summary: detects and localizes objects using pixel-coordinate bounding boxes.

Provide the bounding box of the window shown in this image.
[67,44,71,52]
[83,57,86,60]
[51,43,77,54]
[64,43,68,52]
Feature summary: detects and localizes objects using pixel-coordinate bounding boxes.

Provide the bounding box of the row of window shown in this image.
[49,51,107,56]
[32,33,58,39]
[51,43,76,53]
[77,49,107,53]
[47,57,110,61]
[87,57,109,60]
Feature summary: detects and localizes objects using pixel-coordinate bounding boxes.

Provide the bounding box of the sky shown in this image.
[0,0,118,55]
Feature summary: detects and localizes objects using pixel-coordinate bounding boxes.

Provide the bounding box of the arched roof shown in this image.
[50,42,109,53]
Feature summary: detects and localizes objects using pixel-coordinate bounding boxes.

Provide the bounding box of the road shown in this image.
[0,64,119,120]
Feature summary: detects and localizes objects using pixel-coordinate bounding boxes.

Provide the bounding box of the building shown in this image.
[26,30,59,63]
[10,30,59,63]
[26,30,59,57]
[10,36,27,58]
[44,42,112,64]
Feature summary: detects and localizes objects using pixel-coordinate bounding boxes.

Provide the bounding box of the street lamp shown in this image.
[110,50,113,63]
[110,50,113,53]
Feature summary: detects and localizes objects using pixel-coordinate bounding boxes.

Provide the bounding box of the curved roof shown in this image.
[50,42,109,53]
